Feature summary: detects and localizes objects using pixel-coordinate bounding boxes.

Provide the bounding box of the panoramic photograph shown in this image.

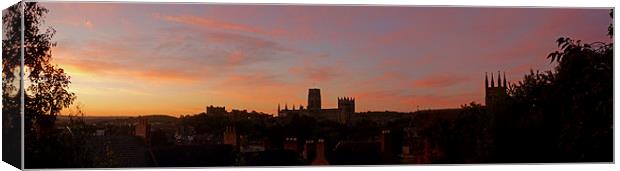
[1,1,614,169]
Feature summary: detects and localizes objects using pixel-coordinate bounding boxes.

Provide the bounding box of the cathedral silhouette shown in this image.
[278,88,355,124]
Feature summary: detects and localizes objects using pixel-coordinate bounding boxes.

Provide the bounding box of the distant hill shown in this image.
[139,115,178,123]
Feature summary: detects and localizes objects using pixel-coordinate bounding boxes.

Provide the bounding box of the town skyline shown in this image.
[38,2,612,116]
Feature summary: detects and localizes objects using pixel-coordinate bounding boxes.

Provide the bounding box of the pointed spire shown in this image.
[278,103,281,112]
[485,72,488,88]
[285,104,288,110]
[293,104,296,110]
[503,72,507,87]
[490,74,495,87]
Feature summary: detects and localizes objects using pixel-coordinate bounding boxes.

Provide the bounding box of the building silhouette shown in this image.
[485,71,509,112]
[278,88,356,124]
[308,88,321,112]
[206,105,227,115]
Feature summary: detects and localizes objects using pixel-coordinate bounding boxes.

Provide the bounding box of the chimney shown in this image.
[380,130,391,154]
[284,137,298,152]
[303,140,314,160]
[223,126,237,149]
[311,139,329,165]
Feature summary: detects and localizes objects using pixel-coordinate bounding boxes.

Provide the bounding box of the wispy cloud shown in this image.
[156,15,263,33]
[288,54,343,83]
[412,75,468,88]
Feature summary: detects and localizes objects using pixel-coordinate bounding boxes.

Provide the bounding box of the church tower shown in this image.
[308,88,322,112]
[485,71,508,112]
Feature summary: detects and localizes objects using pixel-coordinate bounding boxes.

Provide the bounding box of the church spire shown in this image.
[278,103,281,112]
[497,71,501,87]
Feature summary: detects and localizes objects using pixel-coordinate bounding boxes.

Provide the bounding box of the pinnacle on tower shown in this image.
[497,71,501,87]
[485,72,488,88]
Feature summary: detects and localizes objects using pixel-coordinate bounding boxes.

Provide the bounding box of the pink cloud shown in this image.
[204,32,287,51]
[289,65,339,83]
[158,14,266,35]
[285,54,344,83]
[413,75,468,88]
[83,20,93,29]
[226,51,246,66]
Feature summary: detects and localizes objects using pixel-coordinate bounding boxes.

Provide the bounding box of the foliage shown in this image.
[505,11,613,161]
[2,2,76,136]
[2,2,88,168]
[26,105,117,168]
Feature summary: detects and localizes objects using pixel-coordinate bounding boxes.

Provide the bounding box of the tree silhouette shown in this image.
[3,2,83,168]
[2,2,75,137]
[505,10,613,162]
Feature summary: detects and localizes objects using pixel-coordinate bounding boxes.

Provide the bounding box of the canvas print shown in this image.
[1,1,614,169]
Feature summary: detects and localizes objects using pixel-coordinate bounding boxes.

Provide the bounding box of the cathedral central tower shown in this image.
[308,88,322,111]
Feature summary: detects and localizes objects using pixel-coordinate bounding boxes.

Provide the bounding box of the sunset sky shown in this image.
[39,2,612,116]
